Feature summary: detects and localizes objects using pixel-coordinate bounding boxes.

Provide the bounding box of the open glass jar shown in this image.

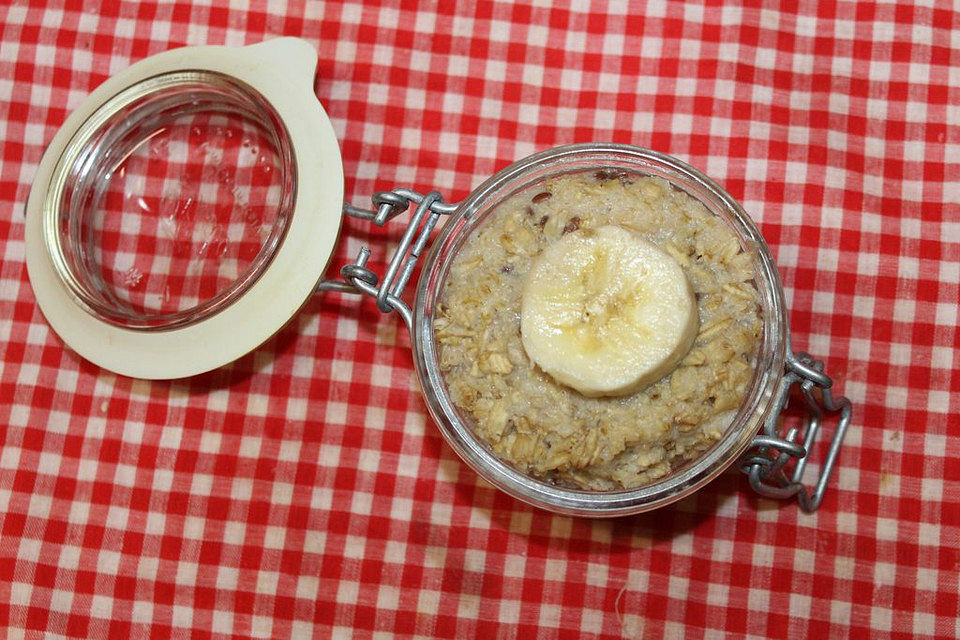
[25,39,851,517]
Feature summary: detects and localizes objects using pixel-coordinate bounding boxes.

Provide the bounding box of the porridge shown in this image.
[434,170,761,490]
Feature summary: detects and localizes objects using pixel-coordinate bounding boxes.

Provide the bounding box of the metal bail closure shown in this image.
[24,38,344,379]
[319,189,459,329]
[740,338,852,512]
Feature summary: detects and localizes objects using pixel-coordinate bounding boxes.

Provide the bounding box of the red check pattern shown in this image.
[1,2,958,638]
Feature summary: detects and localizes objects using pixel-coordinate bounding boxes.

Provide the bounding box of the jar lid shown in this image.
[24,38,344,379]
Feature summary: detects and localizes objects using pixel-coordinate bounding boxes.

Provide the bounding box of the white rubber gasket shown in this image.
[24,38,344,379]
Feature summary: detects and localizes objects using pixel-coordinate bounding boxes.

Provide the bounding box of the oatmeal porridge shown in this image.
[434,170,761,490]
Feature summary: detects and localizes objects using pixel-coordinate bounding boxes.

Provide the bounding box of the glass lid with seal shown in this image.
[24,38,851,516]
[25,38,343,379]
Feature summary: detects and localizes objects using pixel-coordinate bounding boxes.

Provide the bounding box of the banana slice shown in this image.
[520,225,698,397]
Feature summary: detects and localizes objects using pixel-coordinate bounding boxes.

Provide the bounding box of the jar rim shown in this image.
[412,143,788,516]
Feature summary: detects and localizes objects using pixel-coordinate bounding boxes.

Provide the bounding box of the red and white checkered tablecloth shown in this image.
[1,1,958,637]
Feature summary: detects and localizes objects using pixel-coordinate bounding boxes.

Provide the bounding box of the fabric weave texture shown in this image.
[0,2,957,638]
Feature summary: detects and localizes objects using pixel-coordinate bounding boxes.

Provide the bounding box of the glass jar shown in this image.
[413,144,786,516]
[327,144,850,516]
[25,39,851,516]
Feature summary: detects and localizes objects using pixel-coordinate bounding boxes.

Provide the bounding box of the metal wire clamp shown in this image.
[317,189,458,329]
[739,341,852,512]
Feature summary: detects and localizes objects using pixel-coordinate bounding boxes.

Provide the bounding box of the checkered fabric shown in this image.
[1,1,957,638]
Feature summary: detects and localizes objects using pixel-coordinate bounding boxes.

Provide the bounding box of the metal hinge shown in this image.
[317,188,458,329]
[740,342,852,512]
